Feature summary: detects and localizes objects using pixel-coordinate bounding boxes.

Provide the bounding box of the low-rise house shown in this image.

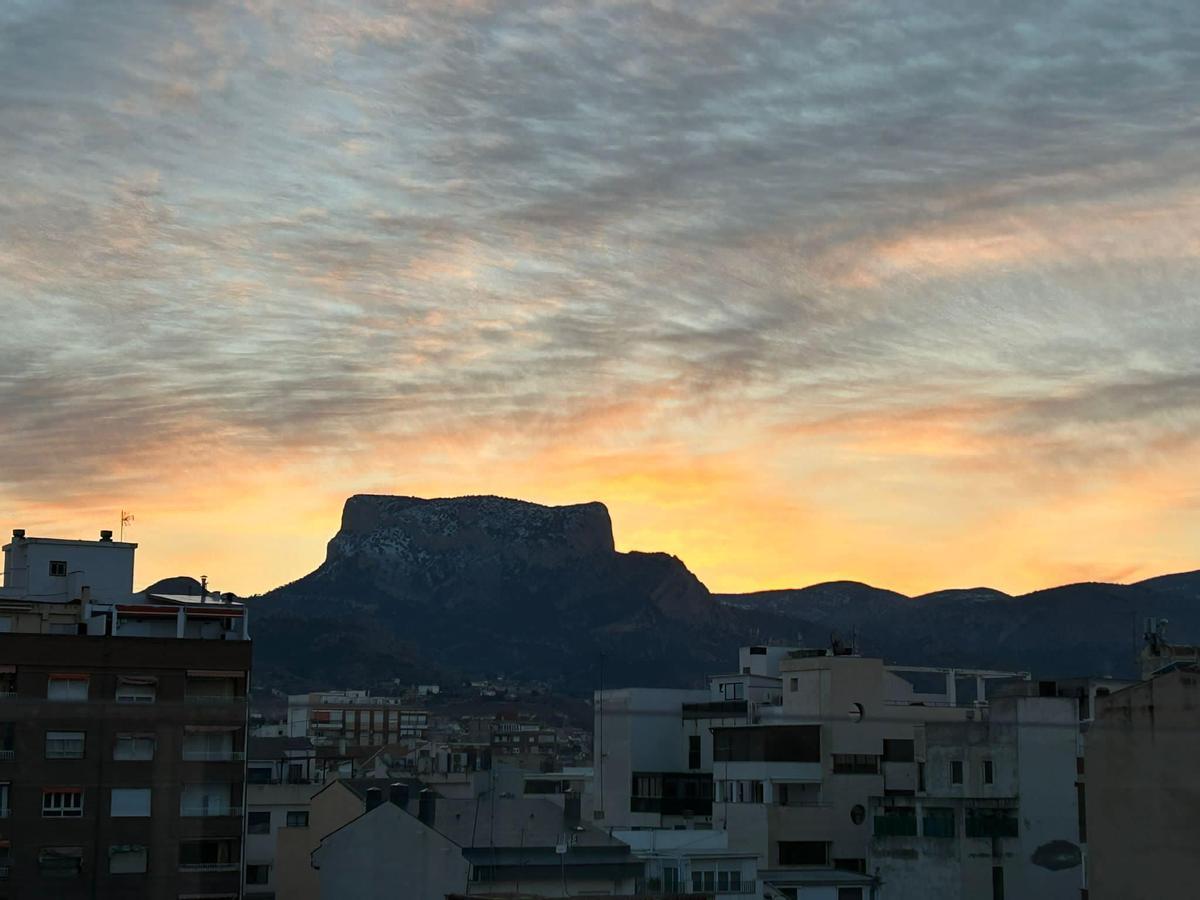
[244,737,322,899]
[312,786,642,898]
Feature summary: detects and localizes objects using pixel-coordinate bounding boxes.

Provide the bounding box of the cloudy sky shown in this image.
[2,0,1198,596]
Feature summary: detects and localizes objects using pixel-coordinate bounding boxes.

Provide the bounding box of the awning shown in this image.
[49,673,89,681]
[119,675,158,686]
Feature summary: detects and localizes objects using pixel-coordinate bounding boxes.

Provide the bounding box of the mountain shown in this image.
[245,493,1200,693]
[249,494,738,692]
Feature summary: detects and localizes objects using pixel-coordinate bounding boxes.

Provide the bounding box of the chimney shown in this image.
[389,782,409,808]
[563,791,581,829]
[365,787,384,811]
[99,530,113,542]
[417,789,437,825]
[11,529,25,540]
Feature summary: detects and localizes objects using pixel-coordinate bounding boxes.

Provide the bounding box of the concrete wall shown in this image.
[314,803,467,899]
[245,781,321,897]
[274,780,365,900]
[1087,669,1200,900]
[3,537,136,602]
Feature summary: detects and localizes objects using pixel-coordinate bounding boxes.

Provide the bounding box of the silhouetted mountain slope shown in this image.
[244,493,1200,692]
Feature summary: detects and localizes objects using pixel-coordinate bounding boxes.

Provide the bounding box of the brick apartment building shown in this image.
[0,528,251,899]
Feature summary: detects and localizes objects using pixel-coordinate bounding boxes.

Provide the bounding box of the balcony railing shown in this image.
[180,806,243,817]
[178,862,241,872]
[0,750,14,761]
[0,691,15,700]
[182,750,245,762]
[185,695,244,705]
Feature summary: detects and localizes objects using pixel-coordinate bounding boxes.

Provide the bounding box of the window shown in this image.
[109,844,147,874]
[0,616,12,633]
[180,783,234,816]
[918,761,926,793]
[789,676,798,691]
[951,760,964,785]
[43,788,83,817]
[721,681,744,700]
[246,864,270,884]
[983,759,994,785]
[182,729,234,761]
[248,811,271,834]
[874,806,917,836]
[966,808,1018,838]
[0,781,10,815]
[49,560,68,577]
[110,788,151,817]
[47,675,88,701]
[778,841,829,866]
[114,734,155,761]
[115,681,156,704]
[663,866,680,892]
[286,810,309,827]
[834,858,866,874]
[833,754,879,774]
[882,739,915,762]
[39,846,83,877]
[992,865,1005,900]
[688,735,701,770]
[714,725,820,762]
[923,806,956,838]
[179,838,240,870]
[46,730,85,759]
[247,766,273,784]
[839,890,865,900]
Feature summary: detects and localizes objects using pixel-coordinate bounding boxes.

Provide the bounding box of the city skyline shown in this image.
[3,0,1199,596]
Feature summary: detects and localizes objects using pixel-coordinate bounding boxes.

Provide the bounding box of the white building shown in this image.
[614,827,760,898]
[287,690,428,747]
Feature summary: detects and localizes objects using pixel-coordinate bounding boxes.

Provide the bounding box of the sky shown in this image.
[2,0,1199,597]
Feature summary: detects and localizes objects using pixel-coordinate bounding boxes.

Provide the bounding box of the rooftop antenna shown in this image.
[119,510,134,542]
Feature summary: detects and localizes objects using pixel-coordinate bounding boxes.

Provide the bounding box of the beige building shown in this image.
[1085,665,1200,899]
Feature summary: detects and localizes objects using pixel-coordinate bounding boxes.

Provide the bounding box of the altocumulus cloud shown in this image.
[1,0,1199,591]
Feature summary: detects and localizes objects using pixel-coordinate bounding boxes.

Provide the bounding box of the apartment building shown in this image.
[1085,665,1200,900]
[0,528,250,900]
[286,690,428,747]
[868,690,1082,900]
[244,737,321,900]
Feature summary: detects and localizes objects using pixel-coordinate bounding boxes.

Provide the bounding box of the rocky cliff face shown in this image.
[252,494,725,690]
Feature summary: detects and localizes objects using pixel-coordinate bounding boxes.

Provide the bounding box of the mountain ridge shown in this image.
[212,493,1199,692]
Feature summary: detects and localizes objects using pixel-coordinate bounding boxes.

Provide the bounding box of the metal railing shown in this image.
[180,805,242,817]
[0,750,14,761]
[184,695,244,705]
[182,750,245,762]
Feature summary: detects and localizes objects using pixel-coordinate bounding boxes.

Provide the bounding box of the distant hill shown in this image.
[235,494,1199,692]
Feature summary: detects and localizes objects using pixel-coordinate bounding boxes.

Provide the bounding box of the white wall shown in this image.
[3,537,136,602]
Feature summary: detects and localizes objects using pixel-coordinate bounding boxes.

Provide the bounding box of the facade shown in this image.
[1085,666,1200,900]
[244,737,321,899]
[614,828,759,898]
[287,690,428,748]
[0,528,250,900]
[868,693,1082,900]
[312,787,641,898]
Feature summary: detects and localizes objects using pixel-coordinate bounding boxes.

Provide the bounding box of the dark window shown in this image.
[882,739,915,762]
[992,865,1005,900]
[247,811,271,834]
[179,839,239,869]
[688,735,701,770]
[287,762,305,783]
[983,760,994,785]
[247,767,272,784]
[838,890,865,900]
[749,646,767,655]
[874,806,917,836]
[778,841,828,866]
[246,864,270,884]
[286,810,309,828]
[39,846,83,878]
[967,808,1018,838]
[918,762,926,792]
[789,677,798,692]
[49,560,68,577]
[833,754,879,774]
[951,760,963,785]
[923,806,956,838]
[714,726,820,763]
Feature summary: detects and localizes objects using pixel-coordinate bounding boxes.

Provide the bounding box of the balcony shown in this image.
[0,750,13,761]
[185,695,244,705]
[182,750,245,762]
[181,806,243,818]
[179,862,241,872]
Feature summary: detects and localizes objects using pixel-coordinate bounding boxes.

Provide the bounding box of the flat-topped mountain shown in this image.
[246,493,1200,692]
